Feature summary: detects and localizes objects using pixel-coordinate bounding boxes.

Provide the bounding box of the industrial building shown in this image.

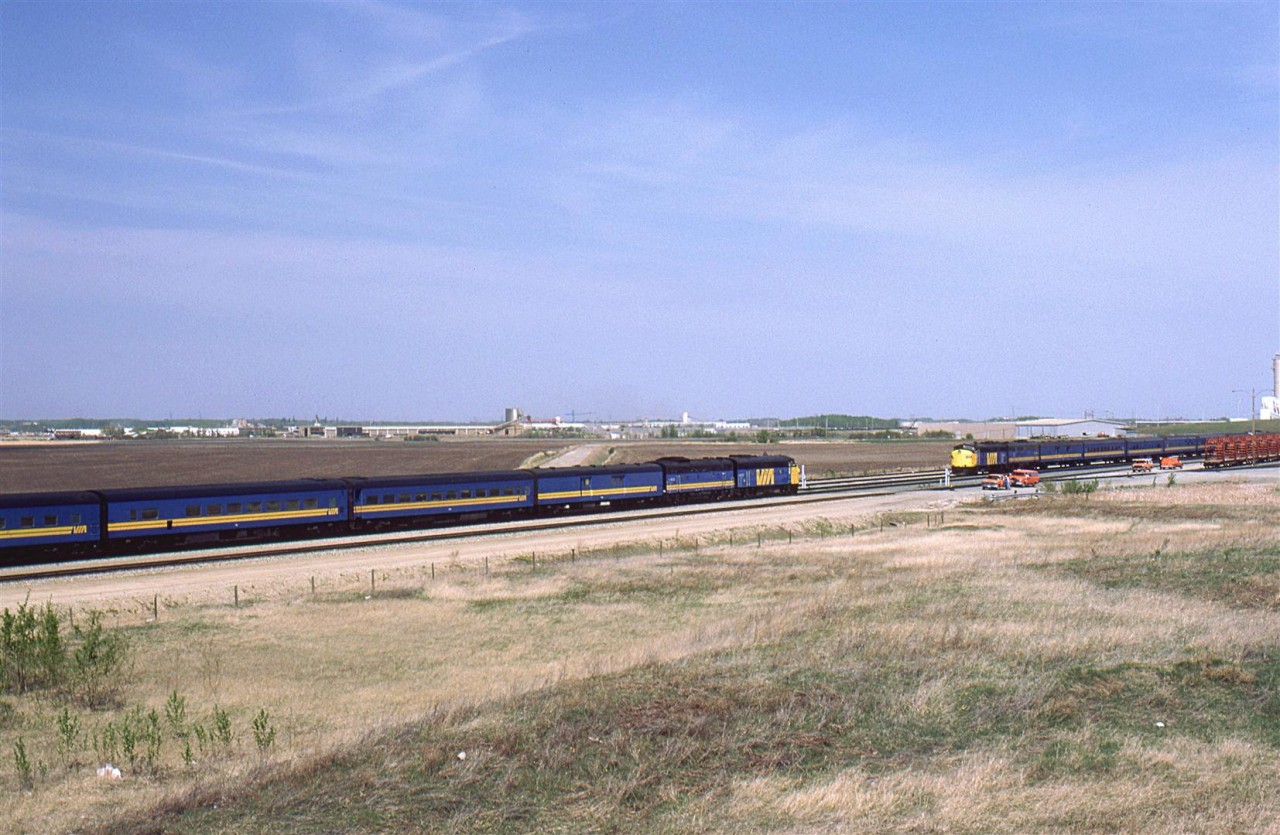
[915,419,1130,440]
[1261,353,1280,420]
[1015,418,1129,439]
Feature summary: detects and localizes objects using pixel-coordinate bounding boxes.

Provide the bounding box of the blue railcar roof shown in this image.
[97,479,349,502]
[0,491,103,509]
[531,464,662,478]
[654,457,736,473]
[350,470,534,490]
[727,455,795,467]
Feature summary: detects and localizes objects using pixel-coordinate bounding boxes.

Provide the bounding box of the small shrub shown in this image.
[165,690,187,734]
[1061,478,1099,495]
[71,611,128,708]
[192,723,208,756]
[119,715,138,769]
[212,705,233,748]
[37,605,65,687]
[143,708,163,771]
[1,600,66,695]
[13,737,32,790]
[252,708,276,753]
[56,707,81,765]
[101,722,120,763]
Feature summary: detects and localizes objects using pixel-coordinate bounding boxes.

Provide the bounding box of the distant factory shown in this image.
[914,418,1129,440]
[1261,353,1280,420]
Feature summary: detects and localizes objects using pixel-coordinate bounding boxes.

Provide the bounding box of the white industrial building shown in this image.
[1261,354,1280,420]
[1015,419,1129,439]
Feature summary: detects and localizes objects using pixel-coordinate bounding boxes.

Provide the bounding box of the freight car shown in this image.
[0,455,801,564]
[950,435,1206,473]
[1203,433,1280,468]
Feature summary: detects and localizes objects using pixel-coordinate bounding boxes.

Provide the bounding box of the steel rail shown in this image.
[0,472,957,583]
[6,459,1272,584]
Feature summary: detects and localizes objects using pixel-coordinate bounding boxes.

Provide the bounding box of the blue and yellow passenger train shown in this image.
[950,435,1207,473]
[0,455,801,563]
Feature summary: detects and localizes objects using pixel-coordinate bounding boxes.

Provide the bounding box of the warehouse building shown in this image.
[1015,418,1129,438]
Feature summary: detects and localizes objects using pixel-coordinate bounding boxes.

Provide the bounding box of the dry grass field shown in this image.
[0,438,953,493]
[2,478,1277,833]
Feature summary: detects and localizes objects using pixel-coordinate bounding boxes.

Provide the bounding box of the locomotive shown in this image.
[0,455,800,563]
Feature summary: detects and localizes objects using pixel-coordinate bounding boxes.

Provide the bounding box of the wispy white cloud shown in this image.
[2,128,314,180]
[228,9,535,118]
[541,99,1275,284]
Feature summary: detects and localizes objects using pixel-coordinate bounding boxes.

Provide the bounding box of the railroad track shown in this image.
[5,460,1272,583]
[803,469,966,493]
[0,471,958,583]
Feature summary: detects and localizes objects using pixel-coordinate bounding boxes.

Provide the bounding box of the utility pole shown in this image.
[1233,388,1261,435]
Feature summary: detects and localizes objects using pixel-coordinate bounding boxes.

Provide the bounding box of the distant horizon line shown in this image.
[0,414,1248,427]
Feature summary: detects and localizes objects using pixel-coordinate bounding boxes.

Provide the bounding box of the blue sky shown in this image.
[2,1,1276,422]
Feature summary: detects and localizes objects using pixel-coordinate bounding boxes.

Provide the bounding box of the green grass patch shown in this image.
[1034,655,1280,753]
[1051,545,1280,610]
[104,622,1280,833]
[89,582,1280,835]
[1005,496,1272,524]
[465,571,726,616]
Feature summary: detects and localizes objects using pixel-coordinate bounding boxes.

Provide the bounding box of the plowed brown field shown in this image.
[0,438,954,493]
